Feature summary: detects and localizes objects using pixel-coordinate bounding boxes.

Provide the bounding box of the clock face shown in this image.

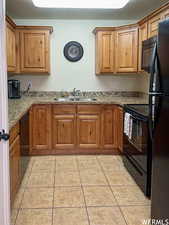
[64,41,84,62]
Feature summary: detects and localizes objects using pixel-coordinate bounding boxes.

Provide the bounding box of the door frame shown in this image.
[0,0,10,224]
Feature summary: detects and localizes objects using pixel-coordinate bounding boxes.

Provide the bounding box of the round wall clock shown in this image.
[64,41,84,62]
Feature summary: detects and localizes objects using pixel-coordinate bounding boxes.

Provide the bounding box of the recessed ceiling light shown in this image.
[32,0,130,9]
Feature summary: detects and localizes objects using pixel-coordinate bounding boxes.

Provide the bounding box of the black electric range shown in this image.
[123,104,152,197]
[124,104,149,121]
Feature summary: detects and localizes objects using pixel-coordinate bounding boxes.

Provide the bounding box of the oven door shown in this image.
[141,36,157,73]
[123,115,149,172]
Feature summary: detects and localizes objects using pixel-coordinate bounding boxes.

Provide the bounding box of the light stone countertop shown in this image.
[8,94,149,130]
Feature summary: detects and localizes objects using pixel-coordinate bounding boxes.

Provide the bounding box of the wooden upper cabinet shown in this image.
[6,21,16,72]
[30,105,52,152]
[20,30,50,74]
[148,13,161,38]
[161,9,169,20]
[95,31,114,74]
[102,106,116,149]
[138,22,148,72]
[115,27,138,73]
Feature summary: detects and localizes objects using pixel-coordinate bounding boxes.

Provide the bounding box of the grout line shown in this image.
[96,156,120,206]
[12,208,19,225]
[13,205,150,210]
[118,205,129,225]
[13,158,36,224]
[75,155,91,225]
[96,156,128,225]
[52,156,57,225]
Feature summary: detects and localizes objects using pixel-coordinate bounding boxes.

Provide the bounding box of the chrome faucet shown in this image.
[72,88,81,97]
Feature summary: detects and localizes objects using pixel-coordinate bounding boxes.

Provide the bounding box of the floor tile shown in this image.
[33,156,55,161]
[121,206,151,225]
[11,209,18,225]
[21,188,53,209]
[55,159,78,172]
[105,170,136,185]
[77,156,97,161]
[54,186,85,207]
[12,188,25,209]
[80,169,108,186]
[25,162,34,174]
[15,209,52,225]
[53,208,89,225]
[31,160,55,173]
[78,159,101,171]
[111,185,150,206]
[99,158,126,172]
[83,186,117,207]
[54,171,81,186]
[20,173,31,188]
[97,155,121,161]
[88,207,127,225]
[55,156,76,161]
[27,173,54,187]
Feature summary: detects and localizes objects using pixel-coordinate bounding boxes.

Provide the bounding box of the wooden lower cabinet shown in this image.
[29,104,123,154]
[102,106,117,149]
[10,135,21,205]
[52,114,76,149]
[77,114,101,149]
[30,104,52,153]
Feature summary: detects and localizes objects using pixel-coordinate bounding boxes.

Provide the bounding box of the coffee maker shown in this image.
[8,80,21,99]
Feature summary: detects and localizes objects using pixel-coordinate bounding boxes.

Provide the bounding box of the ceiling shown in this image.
[6,0,169,20]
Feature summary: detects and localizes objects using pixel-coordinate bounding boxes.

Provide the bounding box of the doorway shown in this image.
[0,0,11,224]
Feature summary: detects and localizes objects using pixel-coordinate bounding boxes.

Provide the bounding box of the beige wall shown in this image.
[12,19,149,93]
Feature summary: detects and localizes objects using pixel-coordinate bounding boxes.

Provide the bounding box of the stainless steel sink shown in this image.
[54,97,97,102]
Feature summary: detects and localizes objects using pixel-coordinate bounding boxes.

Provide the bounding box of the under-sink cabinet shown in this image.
[30,104,123,155]
[52,105,76,150]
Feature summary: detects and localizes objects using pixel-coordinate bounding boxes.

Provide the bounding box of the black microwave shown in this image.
[141,36,157,73]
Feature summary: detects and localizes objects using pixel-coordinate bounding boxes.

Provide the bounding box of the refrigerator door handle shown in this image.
[149,95,154,141]
[149,42,157,93]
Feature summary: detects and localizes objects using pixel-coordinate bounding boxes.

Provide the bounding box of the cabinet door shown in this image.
[102,106,116,149]
[115,107,124,152]
[161,9,169,20]
[115,28,138,73]
[138,22,148,72]
[10,135,21,205]
[6,22,16,72]
[148,14,161,38]
[30,105,52,152]
[77,115,101,149]
[96,31,114,74]
[20,30,50,73]
[52,115,76,149]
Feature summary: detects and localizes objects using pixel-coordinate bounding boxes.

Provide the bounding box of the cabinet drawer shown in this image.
[9,122,20,145]
[77,105,102,114]
[53,105,76,114]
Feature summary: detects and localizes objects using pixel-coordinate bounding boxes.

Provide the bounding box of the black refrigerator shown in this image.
[145,19,169,221]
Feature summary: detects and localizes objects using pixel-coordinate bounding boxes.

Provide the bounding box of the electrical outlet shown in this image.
[28,81,32,89]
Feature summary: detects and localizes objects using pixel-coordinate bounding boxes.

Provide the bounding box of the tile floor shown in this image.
[11,155,151,225]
